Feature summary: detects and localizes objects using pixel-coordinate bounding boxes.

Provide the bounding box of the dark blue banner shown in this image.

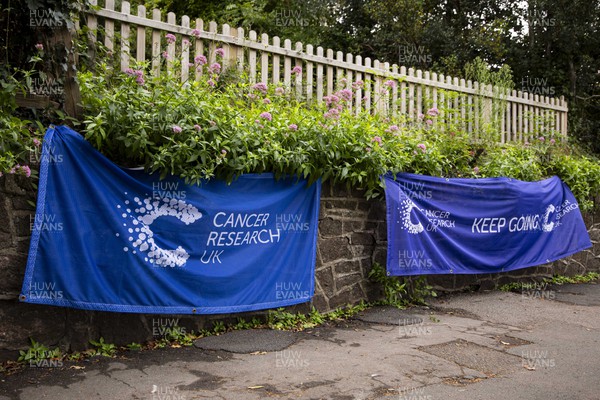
[384,173,591,276]
[21,126,320,314]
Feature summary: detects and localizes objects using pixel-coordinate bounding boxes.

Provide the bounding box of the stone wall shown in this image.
[1,175,599,361]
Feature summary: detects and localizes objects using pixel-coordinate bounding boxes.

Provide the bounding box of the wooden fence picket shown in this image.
[85,1,569,140]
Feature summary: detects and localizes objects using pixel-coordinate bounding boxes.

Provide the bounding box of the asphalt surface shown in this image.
[1,282,600,400]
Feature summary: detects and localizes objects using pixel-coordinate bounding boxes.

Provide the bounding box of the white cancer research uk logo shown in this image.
[542,204,555,232]
[400,198,424,234]
[116,193,202,267]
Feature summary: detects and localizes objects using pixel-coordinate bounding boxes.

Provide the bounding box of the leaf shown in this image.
[247,385,264,389]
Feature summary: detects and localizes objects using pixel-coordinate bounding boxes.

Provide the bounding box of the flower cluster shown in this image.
[125,68,145,85]
[165,33,176,44]
[9,164,32,178]
[259,112,272,121]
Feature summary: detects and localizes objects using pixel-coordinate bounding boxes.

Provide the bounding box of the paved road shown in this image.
[1,283,599,400]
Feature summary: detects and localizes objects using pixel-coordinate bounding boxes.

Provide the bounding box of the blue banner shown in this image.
[20,126,320,314]
[384,173,591,276]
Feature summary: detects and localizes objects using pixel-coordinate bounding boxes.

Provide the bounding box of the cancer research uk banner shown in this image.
[20,125,320,314]
[384,172,591,276]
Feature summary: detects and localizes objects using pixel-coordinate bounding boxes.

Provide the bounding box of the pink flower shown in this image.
[384,80,396,88]
[33,138,41,147]
[417,143,426,153]
[208,79,216,87]
[215,48,225,57]
[259,112,272,121]
[372,136,382,145]
[182,39,190,46]
[208,62,221,74]
[275,87,285,96]
[209,121,216,126]
[352,80,364,89]
[135,76,145,85]
[165,33,176,44]
[539,136,545,142]
[191,29,201,38]
[324,95,340,107]
[388,125,399,132]
[550,138,556,145]
[426,119,433,125]
[172,125,182,133]
[263,98,271,104]
[427,107,439,117]
[418,113,424,120]
[473,166,480,174]
[162,51,169,59]
[194,55,207,65]
[221,149,227,156]
[339,89,352,101]
[193,124,201,131]
[35,43,43,51]
[323,108,340,119]
[288,124,298,131]
[365,147,372,153]
[292,66,302,75]
[9,165,32,178]
[252,82,268,94]
[125,68,135,76]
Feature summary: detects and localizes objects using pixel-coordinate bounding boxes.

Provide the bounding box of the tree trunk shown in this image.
[47,26,82,122]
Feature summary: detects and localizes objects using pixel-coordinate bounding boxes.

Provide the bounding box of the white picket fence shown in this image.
[85,0,569,142]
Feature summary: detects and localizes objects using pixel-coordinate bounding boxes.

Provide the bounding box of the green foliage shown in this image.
[77,49,600,208]
[0,68,39,175]
[126,342,143,351]
[17,338,61,363]
[211,321,226,334]
[89,337,117,357]
[548,272,600,285]
[499,272,600,292]
[368,263,437,307]
[548,155,600,211]
[267,308,318,331]
[368,262,408,308]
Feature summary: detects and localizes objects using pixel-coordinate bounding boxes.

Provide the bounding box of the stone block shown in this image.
[12,196,35,211]
[320,180,333,197]
[0,196,11,235]
[324,199,357,211]
[585,254,600,272]
[372,245,387,267]
[14,214,34,237]
[350,232,375,245]
[330,183,351,197]
[328,284,366,309]
[335,273,363,292]
[367,202,386,221]
[319,237,353,263]
[310,294,329,312]
[0,301,66,355]
[95,312,152,346]
[356,201,371,212]
[0,253,27,294]
[333,260,361,276]
[318,218,343,237]
[0,232,13,250]
[343,220,364,234]
[315,267,335,297]
[359,257,373,277]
